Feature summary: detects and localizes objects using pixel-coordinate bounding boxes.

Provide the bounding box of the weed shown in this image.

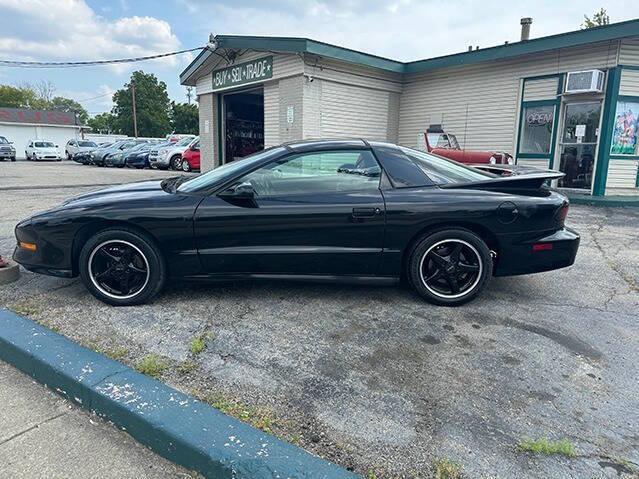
[104,346,128,361]
[10,299,43,317]
[189,332,211,355]
[433,458,463,479]
[517,438,576,458]
[136,354,169,378]
[197,391,276,433]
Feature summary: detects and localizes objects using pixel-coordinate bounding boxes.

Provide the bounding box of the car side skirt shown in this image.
[179,273,399,286]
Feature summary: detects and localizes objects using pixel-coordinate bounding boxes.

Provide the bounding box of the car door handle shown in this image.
[352,207,382,218]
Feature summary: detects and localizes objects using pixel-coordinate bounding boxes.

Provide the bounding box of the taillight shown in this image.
[556,203,569,226]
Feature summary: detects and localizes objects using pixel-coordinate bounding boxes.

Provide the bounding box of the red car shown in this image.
[181,140,200,172]
[424,125,514,165]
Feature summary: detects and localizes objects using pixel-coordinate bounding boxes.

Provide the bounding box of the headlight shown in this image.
[489,156,497,165]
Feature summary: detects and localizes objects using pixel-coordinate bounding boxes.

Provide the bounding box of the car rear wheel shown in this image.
[79,228,165,306]
[170,155,182,170]
[408,229,492,306]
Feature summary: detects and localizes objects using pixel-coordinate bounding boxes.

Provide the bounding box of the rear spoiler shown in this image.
[440,172,565,190]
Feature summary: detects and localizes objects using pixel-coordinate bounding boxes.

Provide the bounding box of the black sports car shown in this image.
[13,140,579,306]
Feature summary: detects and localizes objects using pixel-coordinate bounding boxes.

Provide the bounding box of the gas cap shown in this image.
[497,201,519,224]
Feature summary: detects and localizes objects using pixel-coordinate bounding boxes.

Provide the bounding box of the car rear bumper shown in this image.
[494,227,580,277]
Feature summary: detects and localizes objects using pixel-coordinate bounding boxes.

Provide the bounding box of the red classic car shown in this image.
[423,125,514,165]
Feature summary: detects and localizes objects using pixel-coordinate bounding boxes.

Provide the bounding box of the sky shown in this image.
[0,0,636,116]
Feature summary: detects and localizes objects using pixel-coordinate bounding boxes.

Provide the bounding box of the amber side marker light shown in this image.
[18,241,37,251]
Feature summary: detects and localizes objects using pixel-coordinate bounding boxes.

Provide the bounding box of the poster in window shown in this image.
[611,101,639,155]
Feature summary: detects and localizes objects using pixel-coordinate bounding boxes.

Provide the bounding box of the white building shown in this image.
[0,107,86,159]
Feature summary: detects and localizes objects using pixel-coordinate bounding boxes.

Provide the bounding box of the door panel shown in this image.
[194,149,386,276]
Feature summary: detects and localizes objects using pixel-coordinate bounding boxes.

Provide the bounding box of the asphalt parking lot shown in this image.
[1,160,638,478]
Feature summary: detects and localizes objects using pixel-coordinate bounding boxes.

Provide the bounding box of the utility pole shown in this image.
[131,80,138,138]
[186,86,193,105]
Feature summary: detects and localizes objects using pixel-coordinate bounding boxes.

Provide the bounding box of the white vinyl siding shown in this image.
[619,37,639,66]
[523,77,559,101]
[319,81,390,140]
[619,69,639,96]
[263,82,280,147]
[606,159,639,189]
[195,51,304,96]
[398,40,619,152]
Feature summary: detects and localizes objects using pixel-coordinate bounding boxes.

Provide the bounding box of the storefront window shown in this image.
[519,105,555,154]
[611,100,639,156]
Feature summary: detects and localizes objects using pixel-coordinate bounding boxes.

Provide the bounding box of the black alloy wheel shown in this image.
[79,228,165,306]
[170,155,182,170]
[409,229,492,306]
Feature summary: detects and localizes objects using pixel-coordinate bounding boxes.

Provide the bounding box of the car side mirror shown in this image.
[190,145,199,151]
[219,182,256,200]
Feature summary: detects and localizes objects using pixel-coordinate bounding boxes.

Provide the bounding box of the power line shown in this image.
[0,47,204,68]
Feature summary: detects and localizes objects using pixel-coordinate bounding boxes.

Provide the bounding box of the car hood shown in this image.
[36,148,58,154]
[61,179,169,206]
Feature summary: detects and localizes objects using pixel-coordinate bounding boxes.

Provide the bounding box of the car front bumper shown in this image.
[494,227,580,277]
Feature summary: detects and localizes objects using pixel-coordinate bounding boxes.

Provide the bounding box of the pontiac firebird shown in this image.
[13,139,579,307]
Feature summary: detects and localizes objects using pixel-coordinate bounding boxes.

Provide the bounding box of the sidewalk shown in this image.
[0,361,196,479]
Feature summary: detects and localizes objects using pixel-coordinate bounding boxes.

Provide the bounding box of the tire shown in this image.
[67,152,71,160]
[79,228,166,306]
[10,157,15,162]
[170,155,182,170]
[408,228,492,306]
[181,159,191,172]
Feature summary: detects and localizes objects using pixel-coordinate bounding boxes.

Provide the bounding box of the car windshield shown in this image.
[176,137,194,147]
[78,141,97,147]
[399,147,494,185]
[426,133,460,149]
[0,136,8,144]
[35,141,55,148]
[177,147,286,193]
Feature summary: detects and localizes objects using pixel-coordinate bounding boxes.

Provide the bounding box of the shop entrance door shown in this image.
[223,88,264,163]
[556,101,602,190]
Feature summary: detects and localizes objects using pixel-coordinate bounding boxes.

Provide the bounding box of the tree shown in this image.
[87,112,118,134]
[112,71,171,137]
[170,101,199,135]
[582,8,610,29]
[50,96,89,124]
[0,85,33,108]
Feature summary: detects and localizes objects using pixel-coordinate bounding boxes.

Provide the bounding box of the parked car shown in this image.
[13,139,578,307]
[25,140,61,161]
[125,144,155,169]
[180,139,200,172]
[65,139,98,160]
[165,134,196,144]
[0,135,16,161]
[105,143,150,167]
[149,136,197,170]
[423,125,514,165]
[91,139,148,167]
[73,143,112,164]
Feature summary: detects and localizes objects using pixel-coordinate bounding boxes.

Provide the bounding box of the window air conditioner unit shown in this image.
[565,70,605,94]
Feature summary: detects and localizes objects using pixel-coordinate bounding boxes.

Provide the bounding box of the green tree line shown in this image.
[0,71,198,137]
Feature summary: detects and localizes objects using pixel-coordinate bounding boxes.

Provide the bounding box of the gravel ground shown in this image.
[1,161,638,478]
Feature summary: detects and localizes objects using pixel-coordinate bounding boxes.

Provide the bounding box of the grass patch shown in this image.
[9,298,43,317]
[136,354,169,378]
[196,391,276,433]
[432,458,463,479]
[103,346,128,361]
[189,332,211,355]
[517,438,576,458]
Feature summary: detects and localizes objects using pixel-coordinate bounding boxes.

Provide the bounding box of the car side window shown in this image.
[239,150,381,197]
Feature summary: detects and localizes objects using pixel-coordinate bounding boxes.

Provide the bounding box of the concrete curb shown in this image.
[0,308,358,479]
[0,260,20,285]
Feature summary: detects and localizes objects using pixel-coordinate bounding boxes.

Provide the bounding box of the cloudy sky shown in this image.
[0,0,636,116]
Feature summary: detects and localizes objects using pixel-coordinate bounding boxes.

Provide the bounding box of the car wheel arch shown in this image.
[400,221,499,282]
[71,220,162,276]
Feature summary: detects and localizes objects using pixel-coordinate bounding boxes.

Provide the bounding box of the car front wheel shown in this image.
[79,228,166,306]
[181,159,191,172]
[170,155,182,170]
[408,228,492,306]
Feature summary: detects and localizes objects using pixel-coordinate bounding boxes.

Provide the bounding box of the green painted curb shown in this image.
[0,308,358,479]
[567,194,639,207]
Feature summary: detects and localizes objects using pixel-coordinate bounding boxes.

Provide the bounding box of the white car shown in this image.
[25,140,61,161]
[149,136,197,170]
[65,139,98,160]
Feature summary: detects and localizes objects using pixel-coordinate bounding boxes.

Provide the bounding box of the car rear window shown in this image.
[399,147,494,185]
